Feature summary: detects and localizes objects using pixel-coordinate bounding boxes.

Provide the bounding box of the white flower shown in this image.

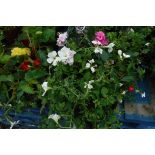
[118,50,123,59]
[122,91,126,95]
[118,50,130,59]
[86,63,91,68]
[47,51,57,64]
[92,40,102,45]
[10,120,20,129]
[89,80,94,84]
[130,28,134,32]
[90,67,95,73]
[119,83,123,87]
[89,59,95,64]
[84,80,94,90]
[106,43,115,53]
[123,53,130,58]
[145,43,150,46]
[141,92,146,98]
[48,114,61,124]
[87,83,93,89]
[52,56,61,66]
[86,60,97,73]
[57,32,68,46]
[58,46,76,65]
[42,82,50,96]
[94,47,103,54]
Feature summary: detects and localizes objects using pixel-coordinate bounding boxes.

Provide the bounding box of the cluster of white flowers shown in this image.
[57,32,68,47]
[94,47,103,54]
[93,43,115,53]
[118,50,130,59]
[48,113,61,124]
[84,80,94,90]
[42,82,50,96]
[47,46,76,66]
[85,59,97,73]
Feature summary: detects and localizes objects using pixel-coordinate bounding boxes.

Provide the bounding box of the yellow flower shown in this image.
[11,47,31,57]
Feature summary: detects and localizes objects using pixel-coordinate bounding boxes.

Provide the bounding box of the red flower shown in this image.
[20,61,30,71]
[21,39,29,47]
[128,85,134,92]
[33,58,41,67]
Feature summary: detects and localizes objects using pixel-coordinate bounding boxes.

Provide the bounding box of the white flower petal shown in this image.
[118,50,122,56]
[48,114,61,124]
[123,53,130,58]
[90,67,95,73]
[86,63,91,68]
[145,43,150,46]
[47,58,54,64]
[94,47,103,54]
[108,47,113,53]
[48,51,57,58]
[141,92,146,98]
[89,59,95,64]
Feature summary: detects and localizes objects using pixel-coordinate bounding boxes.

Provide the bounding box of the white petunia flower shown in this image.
[106,43,115,53]
[118,50,123,59]
[141,92,146,98]
[90,67,95,73]
[123,53,130,58]
[94,47,103,54]
[47,51,57,64]
[86,63,91,68]
[84,80,94,90]
[42,82,50,96]
[118,50,130,59]
[89,80,94,84]
[122,91,126,95]
[52,56,61,66]
[145,43,150,46]
[48,114,61,124]
[87,83,93,89]
[119,83,123,87]
[130,28,134,32]
[89,59,95,64]
[58,46,76,65]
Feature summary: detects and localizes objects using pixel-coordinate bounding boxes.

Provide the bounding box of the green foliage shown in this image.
[0,26,155,129]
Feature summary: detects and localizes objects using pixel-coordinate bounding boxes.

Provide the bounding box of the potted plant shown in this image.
[0,26,154,128]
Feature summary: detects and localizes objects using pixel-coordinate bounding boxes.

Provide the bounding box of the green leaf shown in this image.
[121,76,135,82]
[0,75,14,82]
[101,87,109,97]
[25,70,47,82]
[37,50,48,66]
[19,83,34,94]
[101,50,110,61]
[0,55,11,64]
[41,28,55,43]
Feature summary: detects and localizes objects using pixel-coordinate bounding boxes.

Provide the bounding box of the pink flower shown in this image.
[57,32,68,47]
[92,31,109,46]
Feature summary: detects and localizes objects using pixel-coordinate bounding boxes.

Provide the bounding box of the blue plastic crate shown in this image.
[0,108,48,128]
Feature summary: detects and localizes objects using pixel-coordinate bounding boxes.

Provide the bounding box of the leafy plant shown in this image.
[0,26,154,128]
